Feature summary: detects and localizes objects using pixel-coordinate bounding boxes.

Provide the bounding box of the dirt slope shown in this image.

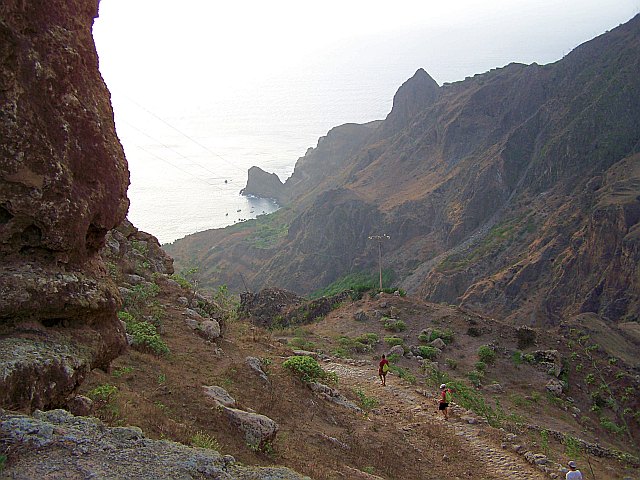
[71,281,638,480]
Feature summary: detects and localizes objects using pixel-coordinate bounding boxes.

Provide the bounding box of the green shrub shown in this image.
[512,351,523,365]
[600,417,626,434]
[355,333,379,345]
[387,353,401,363]
[337,334,378,354]
[467,369,484,387]
[128,282,160,302]
[117,311,136,325]
[563,435,582,459]
[0,454,6,472]
[466,327,481,337]
[355,389,379,411]
[478,345,496,364]
[389,365,416,384]
[289,337,317,351]
[88,384,118,402]
[283,355,334,383]
[383,319,406,332]
[112,366,134,378]
[127,321,170,355]
[474,361,487,372]
[384,336,404,347]
[191,431,221,451]
[445,358,458,369]
[416,346,439,360]
[429,328,454,344]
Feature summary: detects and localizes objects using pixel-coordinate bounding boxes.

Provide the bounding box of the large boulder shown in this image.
[0,0,130,410]
[0,409,307,479]
[223,407,279,449]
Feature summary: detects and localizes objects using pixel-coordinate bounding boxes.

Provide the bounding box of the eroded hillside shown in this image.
[166,15,640,328]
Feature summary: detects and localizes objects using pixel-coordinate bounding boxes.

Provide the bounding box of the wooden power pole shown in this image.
[368,234,390,290]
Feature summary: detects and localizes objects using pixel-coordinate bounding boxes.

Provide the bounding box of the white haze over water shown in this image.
[93,0,639,244]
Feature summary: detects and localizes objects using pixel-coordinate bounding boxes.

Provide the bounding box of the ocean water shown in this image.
[112,63,406,244]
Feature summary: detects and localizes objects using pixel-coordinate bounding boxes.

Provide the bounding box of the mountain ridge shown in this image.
[167,14,640,328]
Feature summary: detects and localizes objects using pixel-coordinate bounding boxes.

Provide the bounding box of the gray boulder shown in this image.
[66,395,93,417]
[245,357,269,383]
[223,407,279,449]
[353,309,368,322]
[0,409,306,478]
[430,338,446,349]
[546,378,564,396]
[200,320,221,340]
[202,385,236,407]
[307,382,362,413]
[388,345,404,357]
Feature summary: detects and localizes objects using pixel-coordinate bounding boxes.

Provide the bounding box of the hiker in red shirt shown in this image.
[378,354,390,386]
[438,383,452,420]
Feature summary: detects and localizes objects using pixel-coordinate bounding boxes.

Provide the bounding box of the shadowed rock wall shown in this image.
[0,0,130,410]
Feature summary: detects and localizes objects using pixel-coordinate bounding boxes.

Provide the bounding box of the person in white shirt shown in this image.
[565,461,583,480]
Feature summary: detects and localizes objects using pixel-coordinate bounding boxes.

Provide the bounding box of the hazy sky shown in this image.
[94,0,639,105]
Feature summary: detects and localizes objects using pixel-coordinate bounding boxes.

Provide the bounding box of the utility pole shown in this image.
[368,234,390,290]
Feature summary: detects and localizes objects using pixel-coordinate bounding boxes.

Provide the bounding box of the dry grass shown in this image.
[80,284,639,479]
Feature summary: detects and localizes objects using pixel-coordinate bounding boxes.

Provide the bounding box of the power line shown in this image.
[119,118,228,181]
[132,143,226,189]
[121,95,247,176]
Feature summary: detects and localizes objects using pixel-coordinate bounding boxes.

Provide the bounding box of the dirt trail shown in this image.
[325,360,549,480]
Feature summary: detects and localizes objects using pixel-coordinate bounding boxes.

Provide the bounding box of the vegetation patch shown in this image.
[244,210,290,249]
[419,328,454,344]
[355,389,379,411]
[384,336,404,347]
[416,346,440,360]
[191,431,221,451]
[87,384,118,402]
[283,355,336,384]
[310,270,399,299]
[435,215,535,273]
[477,345,496,364]
[389,365,417,385]
[383,318,406,332]
[119,311,169,356]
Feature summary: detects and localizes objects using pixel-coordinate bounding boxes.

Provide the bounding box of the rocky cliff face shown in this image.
[240,166,285,203]
[0,0,130,410]
[168,15,640,326]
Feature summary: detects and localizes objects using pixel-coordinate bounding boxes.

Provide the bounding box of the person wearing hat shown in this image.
[438,383,452,420]
[565,461,583,479]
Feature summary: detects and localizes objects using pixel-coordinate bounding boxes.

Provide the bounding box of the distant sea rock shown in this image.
[240,166,284,203]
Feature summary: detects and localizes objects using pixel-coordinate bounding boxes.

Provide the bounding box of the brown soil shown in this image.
[80,285,639,479]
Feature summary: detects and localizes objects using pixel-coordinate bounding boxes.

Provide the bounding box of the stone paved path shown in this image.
[325,361,549,480]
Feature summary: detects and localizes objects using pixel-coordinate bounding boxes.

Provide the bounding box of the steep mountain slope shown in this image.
[167,15,640,327]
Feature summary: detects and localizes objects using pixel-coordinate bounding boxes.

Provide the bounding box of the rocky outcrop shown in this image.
[0,409,307,479]
[102,219,173,276]
[307,382,363,413]
[223,407,279,450]
[239,287,352,328]
[382,67,440,133]
[202,385,236,408]
[0,0,130,410]
[240,166,285,203]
